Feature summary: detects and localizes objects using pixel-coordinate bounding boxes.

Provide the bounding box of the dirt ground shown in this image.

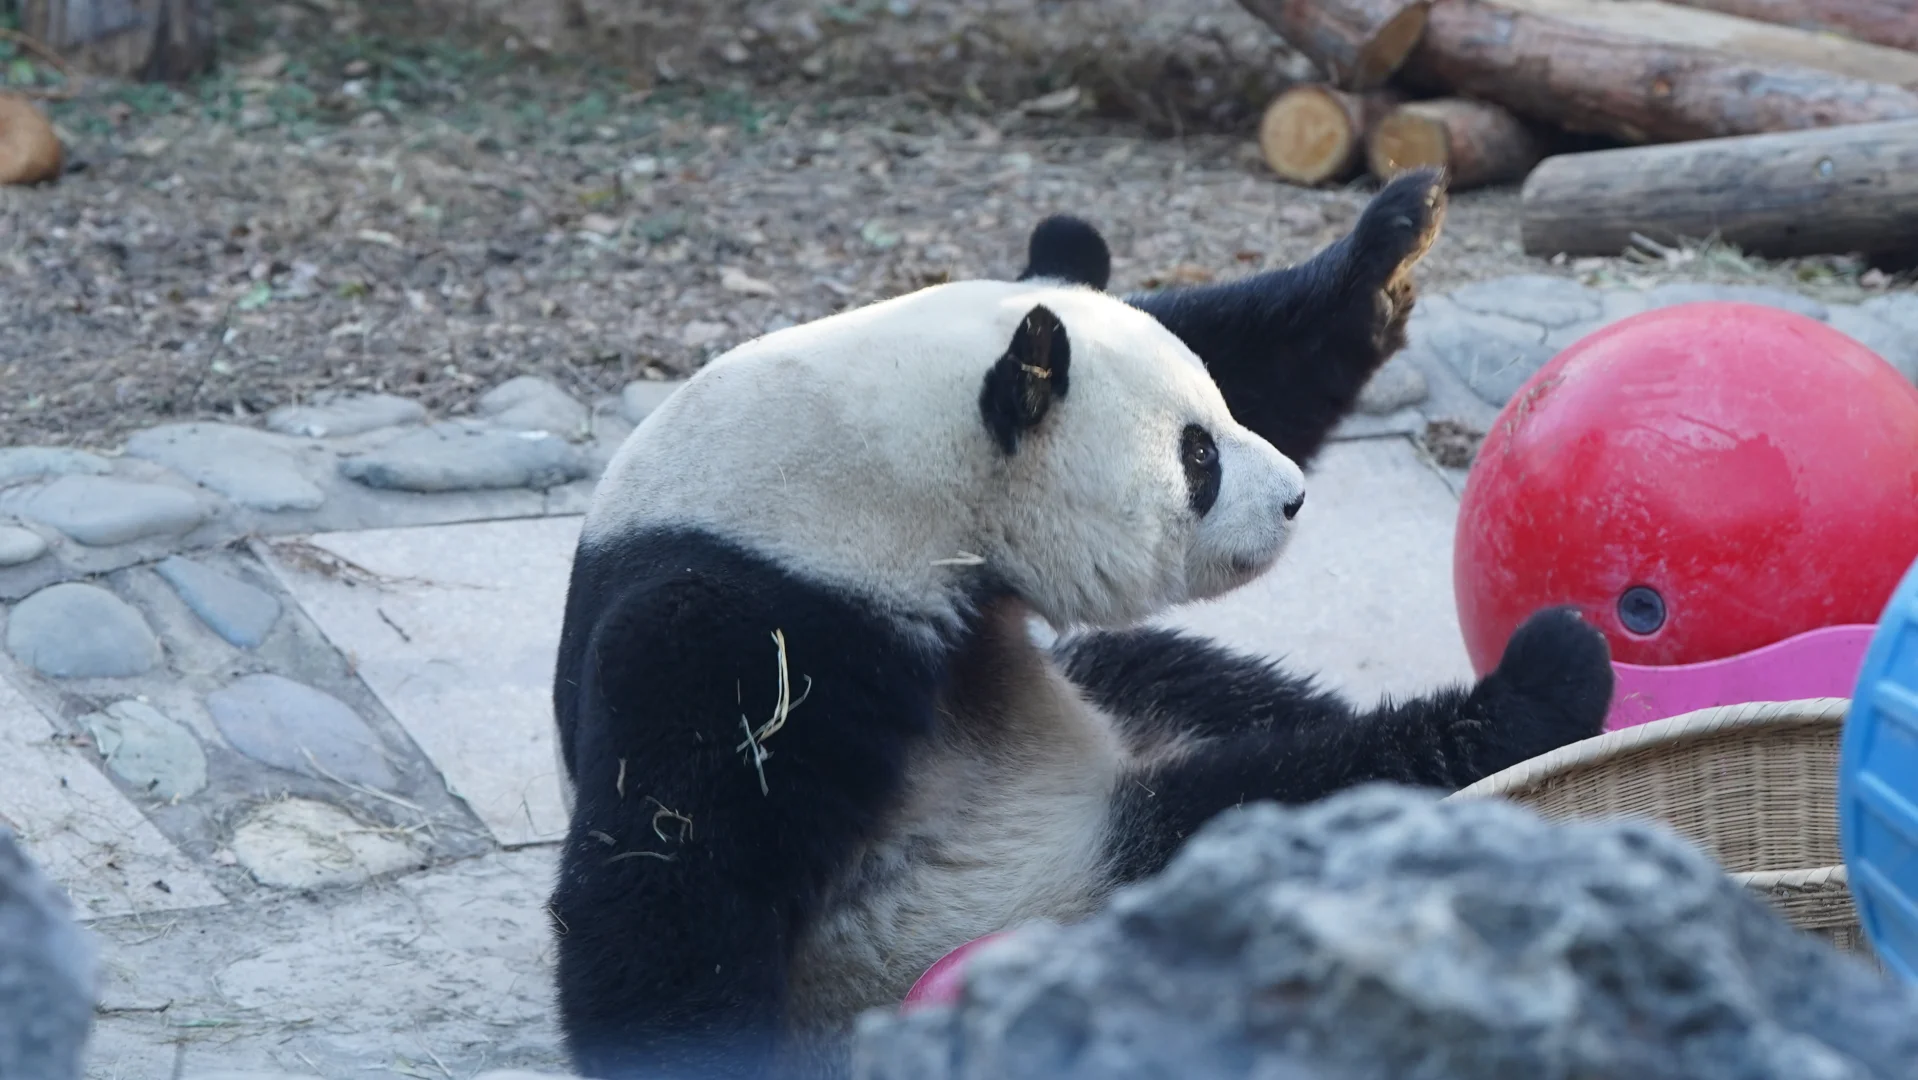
[1,0,1905,450]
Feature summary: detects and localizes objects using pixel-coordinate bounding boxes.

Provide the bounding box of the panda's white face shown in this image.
[586,279,1305,632]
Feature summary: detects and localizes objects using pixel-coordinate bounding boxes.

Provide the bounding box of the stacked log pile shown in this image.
[1239,0,1918,260]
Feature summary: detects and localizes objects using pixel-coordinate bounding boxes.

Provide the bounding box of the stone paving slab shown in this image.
[84,846,566,1080]
[0,673,228,920]
[260,518,584,848]
[1159,436,1477,705]
[2,546,496,906]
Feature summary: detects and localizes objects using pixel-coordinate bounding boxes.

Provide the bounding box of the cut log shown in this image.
[0,94,63,186]
[1366,98,1543,190]
[1258,84,1403,186]
[20,0,216,82]
[1658,0,1918,53]
[1519,118,1918,258]
[1237,0,1432,91]
[1402,0,1918,146]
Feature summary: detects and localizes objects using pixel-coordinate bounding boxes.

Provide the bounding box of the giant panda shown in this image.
[547,169,1616,1080]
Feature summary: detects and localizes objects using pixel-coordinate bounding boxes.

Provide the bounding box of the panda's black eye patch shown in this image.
[1181,424,1221,517]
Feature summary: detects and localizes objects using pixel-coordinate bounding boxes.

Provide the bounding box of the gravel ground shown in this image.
[1,0,1906,450]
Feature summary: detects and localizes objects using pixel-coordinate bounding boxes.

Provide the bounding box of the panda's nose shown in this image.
[1283,491,1305,520]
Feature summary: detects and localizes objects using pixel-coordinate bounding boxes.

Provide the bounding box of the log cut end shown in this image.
[1368,107,1451,178]
[1261,86,1365,186]
[1237,0,1430,91]
[0,93,63,186]
[1368,98,1544,191]
[1357,3,1432,88]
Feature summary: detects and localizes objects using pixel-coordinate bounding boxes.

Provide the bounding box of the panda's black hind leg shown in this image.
[1121,167,1448,468]
[1073,605,1612,883]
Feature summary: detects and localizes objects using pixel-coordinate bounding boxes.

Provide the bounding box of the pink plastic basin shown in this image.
[900,931,1010,1011]
[1605,623,1873,731]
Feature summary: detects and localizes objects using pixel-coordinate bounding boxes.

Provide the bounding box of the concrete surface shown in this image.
[0,675,228,921]
[262,517,583,848]
[84,847,565,1079]
[1,426,1472,1079]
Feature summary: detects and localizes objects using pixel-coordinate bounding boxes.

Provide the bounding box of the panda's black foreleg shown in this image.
[1066,607,1613,883]
[1120,167,1447,469]
[548,532,946,1080]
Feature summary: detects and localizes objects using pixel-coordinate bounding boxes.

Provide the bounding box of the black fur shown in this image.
[1054,607,1613,882]
[978,304,1071,455]
[1017,214,1111,290]
[1180,424,1222,517]
[550,525,954,1080]
[1121,169,1443,468]
[551,520,1614,1077]
[1016,169,1445,470]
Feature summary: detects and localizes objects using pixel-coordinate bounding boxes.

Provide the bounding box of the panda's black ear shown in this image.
[979,305,1072,455]
[1017,215,1111,291]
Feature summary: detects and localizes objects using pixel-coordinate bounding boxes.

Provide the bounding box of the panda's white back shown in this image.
[778,598,1131,1065]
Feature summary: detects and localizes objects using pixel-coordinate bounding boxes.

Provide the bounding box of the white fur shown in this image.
[586,279,1306,636]
[780,602,1126,1062]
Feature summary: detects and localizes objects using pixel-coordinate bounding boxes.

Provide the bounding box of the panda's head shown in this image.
[589,279,1304,632]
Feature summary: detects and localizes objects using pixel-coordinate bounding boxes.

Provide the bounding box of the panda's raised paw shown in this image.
[1477,605,1614,760]
[1348,168,1449,355]
[1351,167,1449,286]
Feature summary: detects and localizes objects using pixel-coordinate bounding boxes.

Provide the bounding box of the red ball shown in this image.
[1454,300,1918,674]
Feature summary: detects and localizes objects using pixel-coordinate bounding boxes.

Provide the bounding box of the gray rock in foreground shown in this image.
[0,829,97,1080]
[853,785,1918,1080]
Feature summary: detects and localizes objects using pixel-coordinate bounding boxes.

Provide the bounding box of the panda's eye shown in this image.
[1181,424,1221,517]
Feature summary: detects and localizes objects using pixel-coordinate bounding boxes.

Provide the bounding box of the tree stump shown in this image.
[20,0,216,83]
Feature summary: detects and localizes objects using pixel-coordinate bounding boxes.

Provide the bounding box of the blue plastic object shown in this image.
[1840,553,1918,985]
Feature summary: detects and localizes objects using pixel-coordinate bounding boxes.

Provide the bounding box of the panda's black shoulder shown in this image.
[1019,214,1111,291]
[554,524,951,776]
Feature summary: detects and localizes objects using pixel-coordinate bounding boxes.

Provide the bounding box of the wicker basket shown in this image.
[1446,698,1871,957]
